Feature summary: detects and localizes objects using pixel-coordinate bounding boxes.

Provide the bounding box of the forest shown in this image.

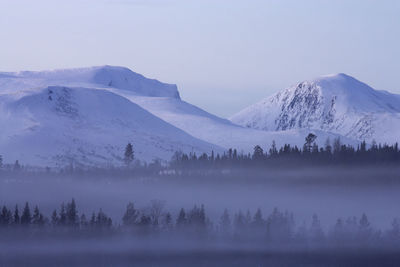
[2,198,400,250]
[2,137,400,266]
[170,135,400,169]
[1,135,400,174]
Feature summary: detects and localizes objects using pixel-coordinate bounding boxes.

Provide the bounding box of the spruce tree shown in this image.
[162,212,173,231]
[324,138,332,154]
[51,210,59,226]
[219,209,231,235]
[90,212,96,227]
[252,145,264,161]
[0,206,12,226]
[333,137,341,154]
[13,205,20,225]
[252,208,264,228]
[124,143,134,166]
[21,202,31,225]
[66,199,78,226]
[13,160,21,171]
[59,203,67,226]
[80,214,88,228]
[309,214,324,242]
[122,202,138,227]
[358,213,372,242]
[32,206,40,225]
[269,141,278,157]
[176,208,187,228]
[234,210,245,235]
[304,133,317,153]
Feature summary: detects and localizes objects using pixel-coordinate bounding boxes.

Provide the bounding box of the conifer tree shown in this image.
[66,199,78,226]
[309,214,324,242]
[59,203,67,226]
[220,209,231,235]
[304,133,317,153]
[122,202,138,227]
[80,214,88,228]
[176,208,187,228]
[269,141,278,157]
[90,212,96,227]
[252,208,264,228]
[32,206,41,225]
[13,205,20,225]
[324,138,332,154]
[234,210,245,235]
[252,145,264,161]
[51,210,59,226]
[124,143,134,166]
[333,137,341,154]
[21,202,31,225]
[0,206,12,226]
[358,213,371,241]
[13,160,21,171]
[162,212,173,232]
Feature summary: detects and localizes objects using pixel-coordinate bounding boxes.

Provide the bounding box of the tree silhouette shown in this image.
[252,145,264,161]
[21,202,31,225]
[304,133,317,153]
[122,202,138,227]
[124,143,134,166]
[13,205,20,225]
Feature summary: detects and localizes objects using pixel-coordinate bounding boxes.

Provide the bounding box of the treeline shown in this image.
[1,135,400,173]
[2,199,400,248]
[171,134,400,169]
[0,199,112,231]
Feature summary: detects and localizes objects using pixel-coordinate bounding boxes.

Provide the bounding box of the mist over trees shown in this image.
[1,199,400,250]
[1,137,400,266]
[1,134,399,173]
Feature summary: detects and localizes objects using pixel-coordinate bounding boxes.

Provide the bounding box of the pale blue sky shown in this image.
[1,0,399,117]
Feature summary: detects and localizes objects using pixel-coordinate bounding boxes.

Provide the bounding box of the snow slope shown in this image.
[0,66,359,167]
[231,74,400,144]
[111,87,357,153]
[0,65,180,99]
[0,84,218,167]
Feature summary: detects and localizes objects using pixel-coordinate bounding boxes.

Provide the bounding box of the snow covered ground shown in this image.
[231,73,400,144]
[0,67,221,167]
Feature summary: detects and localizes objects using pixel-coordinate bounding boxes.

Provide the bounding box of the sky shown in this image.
[0,0,399,117]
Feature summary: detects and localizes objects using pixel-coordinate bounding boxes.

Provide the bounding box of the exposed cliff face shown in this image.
[231,74,400,143]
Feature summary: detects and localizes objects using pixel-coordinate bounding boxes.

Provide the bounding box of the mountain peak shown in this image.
[312,73,362,87]
[230,73,400,143]
[319,73,352,79]
[1,66,181,99]
[297,73,377,97]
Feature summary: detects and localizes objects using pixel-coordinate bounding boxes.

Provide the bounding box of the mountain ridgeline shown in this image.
[0,66,399,167]
[231,73,400,144]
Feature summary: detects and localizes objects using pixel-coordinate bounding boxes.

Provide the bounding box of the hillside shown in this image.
[231,74,400,144]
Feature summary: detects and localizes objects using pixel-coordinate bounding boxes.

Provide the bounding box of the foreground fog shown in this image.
[1,166,400,229]
[1,165,400,267]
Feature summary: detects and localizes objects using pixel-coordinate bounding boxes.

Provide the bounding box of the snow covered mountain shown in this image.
[121,95,353,152]
[106,76,357,153]
[230,73,400,144]
[0,67,218,167]
[0,65,180,98]
[0,66,359,167]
